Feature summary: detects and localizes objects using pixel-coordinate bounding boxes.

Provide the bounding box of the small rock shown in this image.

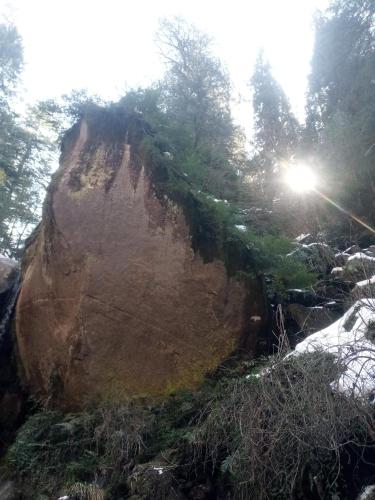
[127,459,184,500]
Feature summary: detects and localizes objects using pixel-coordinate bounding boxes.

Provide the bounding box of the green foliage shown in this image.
[156,17,241,199]
[6,404,155,497]
[0,22,54,258]
[250,52,300,204]
[135,105,316,291]
[6,411,100,493]
[8,353,373,499]
[0,23,23,102]
[226,229,317,291]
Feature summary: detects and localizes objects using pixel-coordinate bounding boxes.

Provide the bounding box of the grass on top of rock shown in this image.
[65,99,316,294]
[140,133,316,293]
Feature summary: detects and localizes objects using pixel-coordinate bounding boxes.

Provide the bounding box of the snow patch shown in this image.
[295,233,311,243]
[348,252,375,263]
[331,267,343,275]
[206,194,228,204]
[356,276,375,288]
[358,485,375,500]
[291,299,375,397]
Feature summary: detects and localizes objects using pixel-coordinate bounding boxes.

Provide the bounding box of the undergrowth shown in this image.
[5,353,375,499]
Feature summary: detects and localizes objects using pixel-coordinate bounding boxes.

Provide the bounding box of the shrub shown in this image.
[6,403,155,497]
[192,351,375,499]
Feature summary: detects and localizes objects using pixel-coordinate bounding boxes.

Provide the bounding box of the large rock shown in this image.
[287,303,337,335]
[344,252,375,281]
[16,108,267,409]
[0,256,20,344]
[0,257,24,455]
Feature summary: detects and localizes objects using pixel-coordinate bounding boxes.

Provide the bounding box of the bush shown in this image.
[191,352,375,499]
[6,354,375,499]
[6,403,155,497]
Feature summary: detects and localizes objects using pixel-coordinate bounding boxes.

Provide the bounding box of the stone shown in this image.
[344,245,361,255]
[16,108,267,409]
[0,256,20,344]
[334,252,351,267]
[295,233,314,245]
[0,257,24,456]
[127,456,185,500]
[352,276,375,300]
[287,303,337,335]
[287,242,335,275]
[344,253,375,281]
[331,267,344,276]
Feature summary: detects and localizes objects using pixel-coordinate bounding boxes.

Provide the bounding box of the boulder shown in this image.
[287,242,335,275]
[16,108,267,409]
[295,233,314,245]
[0,257,24,455]
[344,244,361,255]
[334,252,351,267]
[344,252,375,281]
[287,303,337,335]
[352,276,375,300]
[127,455,184,500]
[0,256,20,343]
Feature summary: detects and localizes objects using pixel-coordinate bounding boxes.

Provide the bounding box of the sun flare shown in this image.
[284,164,317,193]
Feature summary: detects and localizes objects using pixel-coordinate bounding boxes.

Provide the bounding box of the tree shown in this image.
[305,0,375,232]
[250,53,300,203]
[0,23,23,105]
[156,18,240,198]
[0,23,53,258]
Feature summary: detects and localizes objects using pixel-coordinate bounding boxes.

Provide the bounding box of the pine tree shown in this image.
[0,23,53,258]
[306,0,375,228]
[251,53,300,203]
[156,18,240,198]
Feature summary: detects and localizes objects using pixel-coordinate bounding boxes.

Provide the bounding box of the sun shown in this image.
[284,164,317,193]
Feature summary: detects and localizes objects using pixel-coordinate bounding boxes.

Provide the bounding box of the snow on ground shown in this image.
[291,299,375,397]
[331,267,343,275]
[348,252,375,263]
[356,276,375,288]
[295,233,310,242]
[358,485,375,500]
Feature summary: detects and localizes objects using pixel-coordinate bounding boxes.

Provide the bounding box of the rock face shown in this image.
[0,256,20,344]
[0,257,24,455]
[16,109,267,409]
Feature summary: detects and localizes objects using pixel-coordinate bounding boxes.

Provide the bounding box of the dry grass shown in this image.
[192,347,375,499]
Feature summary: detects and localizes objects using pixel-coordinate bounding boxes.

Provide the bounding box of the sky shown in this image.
[1,0,329,131]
